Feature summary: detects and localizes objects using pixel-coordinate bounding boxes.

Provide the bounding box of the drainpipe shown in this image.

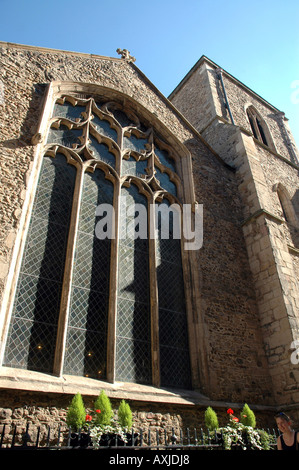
[215,68,235,125]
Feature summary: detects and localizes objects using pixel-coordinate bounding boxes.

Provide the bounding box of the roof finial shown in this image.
[116,48,136,63]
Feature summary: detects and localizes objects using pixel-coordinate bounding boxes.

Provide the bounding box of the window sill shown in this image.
[0,366,208,406]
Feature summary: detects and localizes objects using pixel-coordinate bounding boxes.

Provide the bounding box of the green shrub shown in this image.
[118,400,133,429]
[257,429,272,450]
[94,390,113,426]
[205,406,219,431]
[240,403,256,428]
[66,393,86,431]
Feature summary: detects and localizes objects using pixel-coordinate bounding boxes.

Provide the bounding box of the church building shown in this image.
[0,42,298,430]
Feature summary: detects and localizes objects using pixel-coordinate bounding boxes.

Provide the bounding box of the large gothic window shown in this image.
[3,93,191,389]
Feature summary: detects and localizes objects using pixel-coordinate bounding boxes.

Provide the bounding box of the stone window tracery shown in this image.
[2,92,192,389]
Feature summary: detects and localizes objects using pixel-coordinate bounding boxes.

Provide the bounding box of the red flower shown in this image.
[227,408,234,415]
[232,416,239,422]
[95,409,101,414]
[85,414,92,422]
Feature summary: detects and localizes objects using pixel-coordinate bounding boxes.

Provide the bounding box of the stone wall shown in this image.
[184,137,272,403]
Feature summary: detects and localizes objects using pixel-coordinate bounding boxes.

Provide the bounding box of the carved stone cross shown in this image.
[116,48,136,63]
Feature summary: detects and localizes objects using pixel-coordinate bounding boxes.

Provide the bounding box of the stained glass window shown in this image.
[4,93,192,390]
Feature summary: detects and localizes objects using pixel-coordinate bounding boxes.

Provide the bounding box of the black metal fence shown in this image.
[0,424,278,451]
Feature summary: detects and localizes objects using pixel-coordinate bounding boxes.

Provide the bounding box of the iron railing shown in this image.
[0,424,278,451]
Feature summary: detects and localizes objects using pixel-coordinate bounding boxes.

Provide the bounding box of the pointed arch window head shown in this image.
[45,95,181,188]
[3,87,195,391]
[246,106,275,150]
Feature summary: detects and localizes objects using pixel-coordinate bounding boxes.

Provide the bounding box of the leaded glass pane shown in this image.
[112,109,132,127]
[156,201,191,389]
[160,346,191,389]
[53,102,86,122]
[123,134,148,153]
[63,169,113,379]
[154,167,177,196]
[88,137,115,168]
[47,124,83,147]
[121,157,147,177]
[116,185,151,384]
[155,148,176,172]
[92,115,118,142]
[4,154,76,373]
[115,337,151,385]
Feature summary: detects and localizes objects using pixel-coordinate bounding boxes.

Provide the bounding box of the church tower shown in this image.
[169,56,299,408]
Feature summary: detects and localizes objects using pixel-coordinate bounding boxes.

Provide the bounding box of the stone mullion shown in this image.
[253,116,263,143]
[149,195,160,387]
[106,126,123,382]
[53,162,85,377]
[147,142,161,386]
[106,177,120,383]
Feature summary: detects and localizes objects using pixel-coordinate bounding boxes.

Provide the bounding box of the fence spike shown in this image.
[187,428,190,445]
[0,424,5,449]
[35,426,40,448]
[57,425,61,448]
[11,424,17,448]
[171,427,177,446]
[194,428,198,446]
[200,427,204,445]
[67,427,72,446]
[22,422,30,447]
[46,425,51,447]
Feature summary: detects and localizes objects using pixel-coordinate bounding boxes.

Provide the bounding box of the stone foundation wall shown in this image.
[0,389,281,448]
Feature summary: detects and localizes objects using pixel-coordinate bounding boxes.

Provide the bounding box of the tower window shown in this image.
[246,106,270,147]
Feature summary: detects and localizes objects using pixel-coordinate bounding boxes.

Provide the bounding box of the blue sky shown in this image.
[1,0,299,144]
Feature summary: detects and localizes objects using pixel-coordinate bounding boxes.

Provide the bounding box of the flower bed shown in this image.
[66,391,135,448]
[205,406,276,450]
